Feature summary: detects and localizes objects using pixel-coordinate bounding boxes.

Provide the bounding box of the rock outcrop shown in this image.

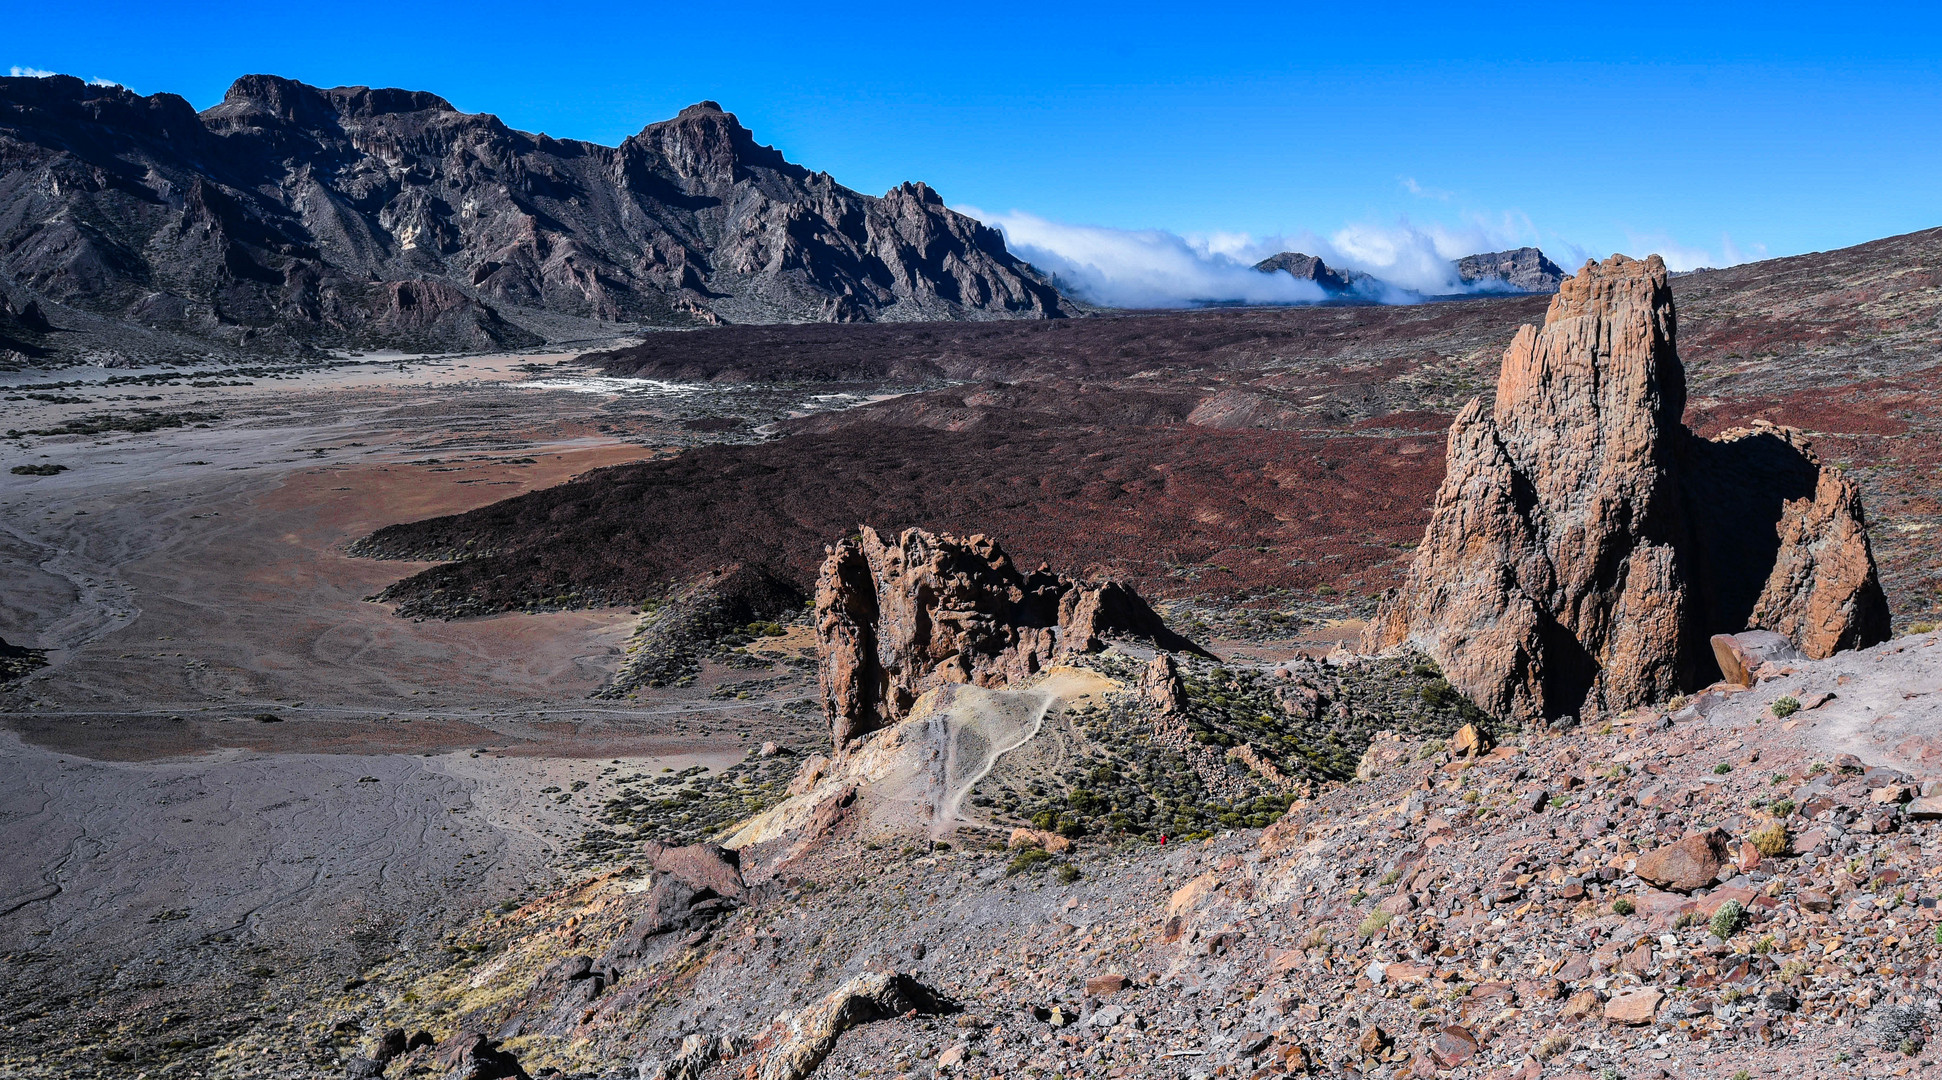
[753,972,949,1080]
[0,74,1075,362]
[815,526,1181,747]
[1366,254,1889,724]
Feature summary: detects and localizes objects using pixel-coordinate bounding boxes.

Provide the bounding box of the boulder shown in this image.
[1366,255,1889,723]
[1634,829,1733,892]
[432,1033,529,1080]
[1449,722,1493,759]
[1429,1025,1478,1069]
[1711,630,1805,687]
[816,526,1189,745]
[757,972,948,1080]
[640,841,745,899]
[1084,973,1130,996]
[1604,987,1663,1025]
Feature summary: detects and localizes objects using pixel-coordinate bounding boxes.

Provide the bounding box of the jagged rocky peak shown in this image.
[1253,251,1355,293]
[1457,246,1566,292]
[0,74,1076,362]
[626,99,799,187]
[1365,253,1888,724]
[209,73,458,127]
[815,526,1181,748]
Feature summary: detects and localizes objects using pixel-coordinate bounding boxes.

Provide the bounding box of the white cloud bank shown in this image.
[962,207,1551,308]
[956,209,1331,308]
[959,205,1759,309]
[1624,231,1769,273]
[7,67,120,87]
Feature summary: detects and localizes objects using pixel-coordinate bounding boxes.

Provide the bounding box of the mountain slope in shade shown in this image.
[0,75,1075,363]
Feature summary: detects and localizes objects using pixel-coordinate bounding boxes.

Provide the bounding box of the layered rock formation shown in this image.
[0,74,1074,360]
[1365,254,1889,723]
[1457,247,1565,293]
[815,526,1178,746]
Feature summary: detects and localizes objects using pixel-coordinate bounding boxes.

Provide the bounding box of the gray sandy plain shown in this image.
[0,348,845,1076]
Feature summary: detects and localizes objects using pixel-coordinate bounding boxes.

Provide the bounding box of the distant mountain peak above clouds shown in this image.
[1250,252,1359,293]
[1456,247,1565,293]
[1253,245,1565,300]
[0,74,1074,364]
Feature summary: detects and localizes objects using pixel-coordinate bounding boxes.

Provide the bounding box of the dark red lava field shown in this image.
[360,229,1942,630]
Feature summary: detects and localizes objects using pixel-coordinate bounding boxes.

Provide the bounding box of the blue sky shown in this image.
[10,1,1942,302]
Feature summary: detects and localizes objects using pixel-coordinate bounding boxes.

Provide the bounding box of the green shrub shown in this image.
[1611,898,1635,916]
[1771,696,1801,718]
[1055,863,1082,884]
[1750,821,1790,857]
[1419,680,1457,710]
[1713,763,1733,775]
[1710,899,1744,939]
[1769,798,1796,817]
[1356,910,1394,939]
[1007,848,1055,876]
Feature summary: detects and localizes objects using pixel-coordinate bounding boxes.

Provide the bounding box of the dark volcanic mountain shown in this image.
[1456,246,1565,292]
[1251,251,1357,293]
[0,74,1075,363]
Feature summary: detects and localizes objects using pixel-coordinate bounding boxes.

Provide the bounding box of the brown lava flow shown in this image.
[364,228,1942,631]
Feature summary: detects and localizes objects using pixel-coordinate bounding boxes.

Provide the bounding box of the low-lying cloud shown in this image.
[7,67,120,87]
[1624,232,1768,273]
[961,207,1565,308]
[960,205,1761,309]
[957,209,1331,308]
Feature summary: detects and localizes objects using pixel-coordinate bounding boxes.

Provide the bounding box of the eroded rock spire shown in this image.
[1366,254,1888,723]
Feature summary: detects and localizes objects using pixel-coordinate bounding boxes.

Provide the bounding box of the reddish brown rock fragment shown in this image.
[1634,829,1733,892]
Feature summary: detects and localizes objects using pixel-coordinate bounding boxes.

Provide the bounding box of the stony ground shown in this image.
[6,229,1941,1080]
[237,629,1942,1080]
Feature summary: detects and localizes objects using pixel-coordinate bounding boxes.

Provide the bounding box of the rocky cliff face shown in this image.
[1365,254,1889,724]
[815,526,1177,747]
[0,74,1074,360]
[1252,252,1357,293]
[1457,247,1565,293]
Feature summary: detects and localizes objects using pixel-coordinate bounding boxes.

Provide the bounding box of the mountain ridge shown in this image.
[0,73,1076,363]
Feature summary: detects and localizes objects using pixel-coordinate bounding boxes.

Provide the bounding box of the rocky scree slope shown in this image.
[0,74,1072,362]
[1369,254,1890,725]
[284,632,1942,1080]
